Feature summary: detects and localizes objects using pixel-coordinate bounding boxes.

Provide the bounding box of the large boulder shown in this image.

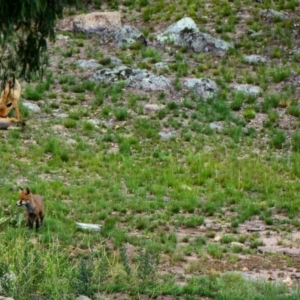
[114,26,147,47]
[156,17,199,43]
[73,12,121,42]
[90,66,171,91]
[156,17,233,52]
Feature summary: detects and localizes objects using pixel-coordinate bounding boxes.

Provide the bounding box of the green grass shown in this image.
[2,0,300,298]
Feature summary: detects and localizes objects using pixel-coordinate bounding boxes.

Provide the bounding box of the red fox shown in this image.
[16,188,45,231]
[0,77,21,122]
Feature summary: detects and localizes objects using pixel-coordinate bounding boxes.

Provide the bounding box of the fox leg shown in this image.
[28,216,34,229]
[12,101,20,121]
[40,213,44,227]
[35,218,40,231]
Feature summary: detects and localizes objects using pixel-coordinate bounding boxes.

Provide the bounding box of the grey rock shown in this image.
[90,66,133,84]
[87,119,100,126]
[76,296,92,300]
[247,30,263,38]
[293,49,300,55]
[159,131,177,140]
[90,66,171,91]
[114,26,147,47]
[144,104,165,113]
[181,31,233,52]
[153,62,169,70]
[156,17,199,43]
[233,84,262,96]
[56,113,68,118]
[261,9,288,21]
[102,121,114,129]
[66,139,77,145]
[127,69,171,91]
[184,78,219,99]
[77,59,101,69]
[244,55,267,64]
[22,101,41,112]
[156,17,233,52]
[56,34,70,40]
[109,57,123,65]
[209,122,223,132]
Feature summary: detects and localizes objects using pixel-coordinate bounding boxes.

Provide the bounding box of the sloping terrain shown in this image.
[1,1,300,299]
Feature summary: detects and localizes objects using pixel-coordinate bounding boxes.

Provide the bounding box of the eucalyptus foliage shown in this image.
[0,0,76,81]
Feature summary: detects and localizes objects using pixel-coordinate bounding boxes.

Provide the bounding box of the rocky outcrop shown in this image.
[114,26,147,47]
[90,66,171,91]
[156,17,233,52]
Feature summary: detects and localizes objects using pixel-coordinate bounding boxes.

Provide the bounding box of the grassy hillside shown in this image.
[1,0,300,299]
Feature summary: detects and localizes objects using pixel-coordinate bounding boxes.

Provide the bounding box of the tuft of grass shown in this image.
[269,129,286,149]
[114,108,129,121]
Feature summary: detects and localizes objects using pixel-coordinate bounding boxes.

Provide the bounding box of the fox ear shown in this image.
[25,188,30,195]
[18,187,23,191]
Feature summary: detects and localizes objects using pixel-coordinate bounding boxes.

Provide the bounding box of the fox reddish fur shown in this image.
[17,188,45,231]
[0,77,21,122]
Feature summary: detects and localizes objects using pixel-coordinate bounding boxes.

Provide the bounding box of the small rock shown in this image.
[214,235,221,242]
[56,113,68,118]
[261,9,289,21]
[184,78,219,99]
[76,296,92,300]
[22,101,41,112]
[283,276,293,287]
[109,57,123,65]
[231,242,245,248]
[76,59,101,69]
[87,119,100,126]
[209,122,223,132]
[144,104,165,113]
[51,125,65,132]
[247,30,263,38]
[244,55,267,64]
[66,139,77,145]
[153,62,169,70]
[233,84,262,96]
[76,222,102,231]
[159,131,177,140]
[56,34,70,40]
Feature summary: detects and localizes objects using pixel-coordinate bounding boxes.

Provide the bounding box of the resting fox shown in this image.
[16,188,45,231]
[0,77,21,122]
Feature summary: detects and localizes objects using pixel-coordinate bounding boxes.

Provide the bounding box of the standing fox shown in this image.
[16,188,45,231]
[0,77,21,122]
